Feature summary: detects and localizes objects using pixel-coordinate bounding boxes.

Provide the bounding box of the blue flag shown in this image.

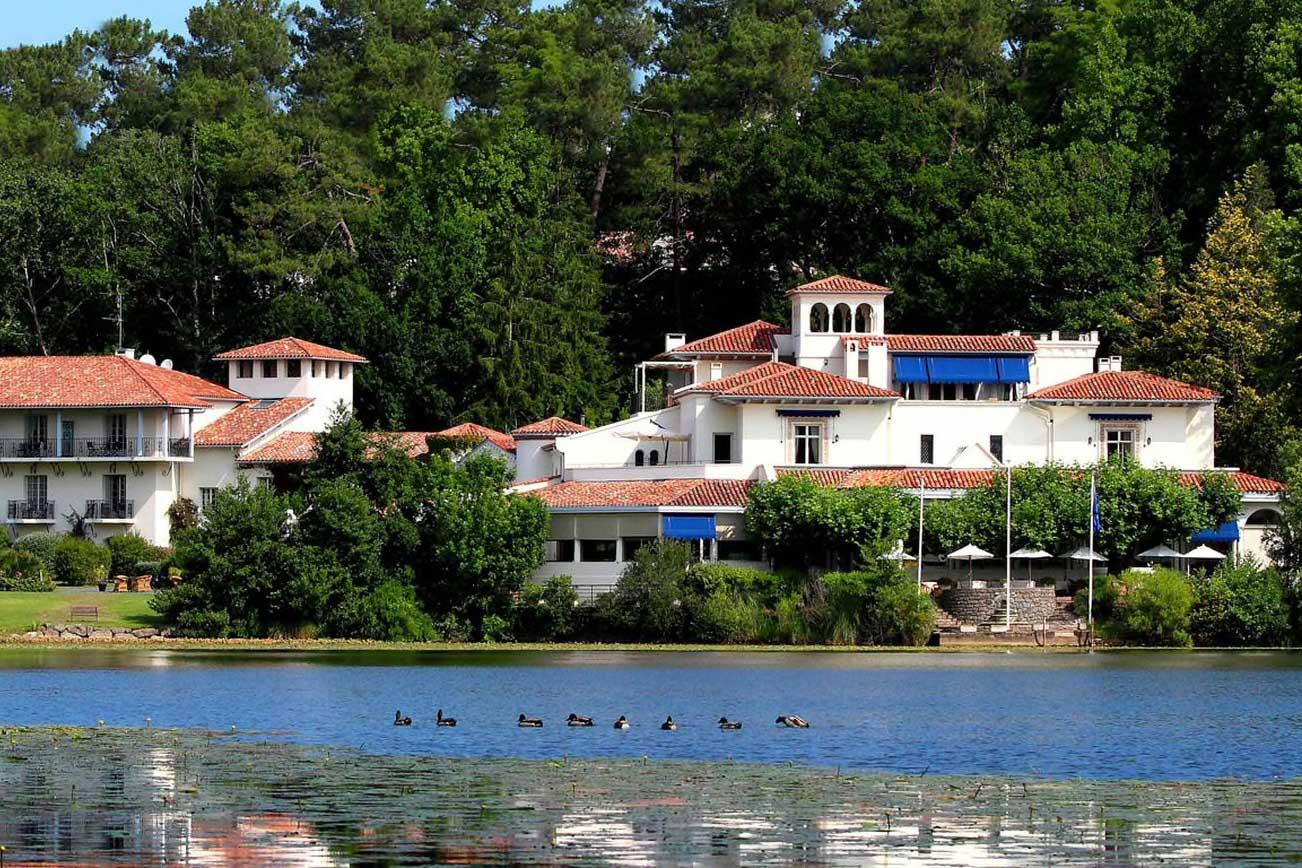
[1091,483,1102,534]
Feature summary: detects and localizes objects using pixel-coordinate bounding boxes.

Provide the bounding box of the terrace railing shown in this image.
[85,500,134,520]
[6,500,55,521]
[0,438,191,459]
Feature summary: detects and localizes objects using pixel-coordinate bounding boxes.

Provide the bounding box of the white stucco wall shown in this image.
[226,359,354,431]
[735,403,893,467]
[1033,404,1215,469]
[1,461,179,545]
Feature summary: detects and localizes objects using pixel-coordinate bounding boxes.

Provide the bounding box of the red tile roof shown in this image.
[886,334,1037,353]
[1027,370,1219,403]
[0,356,244,409]
[779,466,1284,493]
[434,423,517,453]
[239,430,318,464]
[214,337,368,363]
[237,430,450,464]
[511,416,590,438]
[787,275,893,295]
[777,467,998,489]
[194,398,314,448]
[1179,471,1286,494]
[680,361,898,401]
[656,320,787,358]
[529,479,753,508]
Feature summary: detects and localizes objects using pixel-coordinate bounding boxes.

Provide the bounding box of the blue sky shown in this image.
[7,1,196,46]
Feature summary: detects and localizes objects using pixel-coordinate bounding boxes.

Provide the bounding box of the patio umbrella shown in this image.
[1137,544,1185,563]
[947,544,994,580]
[1009,547,1054,582]
[1061,546,1107,562]
[1184,544,1226,561]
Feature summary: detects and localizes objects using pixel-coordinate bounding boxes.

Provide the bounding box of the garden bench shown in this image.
[69,605,100,622]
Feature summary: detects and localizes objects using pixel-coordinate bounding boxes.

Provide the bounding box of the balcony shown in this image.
[0,437,191,460]
[6,500,55,522]
[85,500,135,521]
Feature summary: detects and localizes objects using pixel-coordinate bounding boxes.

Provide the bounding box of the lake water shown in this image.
[4,648,1301,780]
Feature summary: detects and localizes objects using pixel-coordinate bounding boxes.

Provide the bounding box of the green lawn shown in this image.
[0,590,163,634]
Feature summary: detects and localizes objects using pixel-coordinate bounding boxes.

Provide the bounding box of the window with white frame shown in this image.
[792,423,823,465]
[710,362,723,381]
[1101,425,1137,461]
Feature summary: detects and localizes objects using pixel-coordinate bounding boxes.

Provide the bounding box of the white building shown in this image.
[0,338,368,545]
[519,275,1285,587]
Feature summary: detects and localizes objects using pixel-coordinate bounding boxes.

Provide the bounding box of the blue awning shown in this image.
[663,514,716,540]
[893,354,1032,384]
[926,356,998,383]
[1191,521,1240,544]
[996,356,1031,384]
[1090,413,1153,421]
[893,356,929,383]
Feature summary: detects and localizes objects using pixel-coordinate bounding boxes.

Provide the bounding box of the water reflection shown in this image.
[1,728,1298,865]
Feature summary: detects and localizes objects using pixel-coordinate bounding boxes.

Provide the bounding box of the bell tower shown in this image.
[787,275,891,370]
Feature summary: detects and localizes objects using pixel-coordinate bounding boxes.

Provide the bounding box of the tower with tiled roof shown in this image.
[214,337,369,432]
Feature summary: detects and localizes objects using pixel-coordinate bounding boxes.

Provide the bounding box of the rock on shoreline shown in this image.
[22,623,172,641]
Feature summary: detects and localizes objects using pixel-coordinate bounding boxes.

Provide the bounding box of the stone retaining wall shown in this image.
[23,624,171,641]
[938,587,1060,624]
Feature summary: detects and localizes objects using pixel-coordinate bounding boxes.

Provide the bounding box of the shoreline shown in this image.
[1,636,1298,652]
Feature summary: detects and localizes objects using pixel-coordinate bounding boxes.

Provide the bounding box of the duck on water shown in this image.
[394,711,412,727]
[567,713,595,727]
[718,717,743,730]
[613,716,630,730]
[518,714,544,728]
[436,709,457,727]
[776,715,810,728]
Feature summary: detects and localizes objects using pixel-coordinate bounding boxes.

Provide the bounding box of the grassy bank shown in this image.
[0,590,162,634]
[1,725,1298,864]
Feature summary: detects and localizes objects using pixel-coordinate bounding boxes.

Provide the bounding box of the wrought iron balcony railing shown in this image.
[85,499,134,520]
[6,500,55,521]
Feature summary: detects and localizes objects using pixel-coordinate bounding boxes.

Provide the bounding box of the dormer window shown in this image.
[810,303,829,333]
[287,360,301,378]
[832,303,851,333]
[855,304,873,332]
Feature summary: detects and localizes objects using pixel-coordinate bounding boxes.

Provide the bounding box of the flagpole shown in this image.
[1088,469,1096,642]
[1005,465,1012,629]
[916,480,926,590]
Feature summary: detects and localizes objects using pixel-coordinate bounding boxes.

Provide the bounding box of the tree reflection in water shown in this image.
[0,727,1297,865]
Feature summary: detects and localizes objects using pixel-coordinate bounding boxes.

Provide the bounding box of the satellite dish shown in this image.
[138,353,157,366]
[160,359,174,369]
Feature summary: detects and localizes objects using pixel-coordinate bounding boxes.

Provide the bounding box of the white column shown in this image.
[55,411,63,457]
[163,413,170,456]
[136,409,144,457]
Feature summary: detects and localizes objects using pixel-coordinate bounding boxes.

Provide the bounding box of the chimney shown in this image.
[1097,356,1123,372]
[117,348,136,360]
[664,333,687,353]
[1050,330,1061,341]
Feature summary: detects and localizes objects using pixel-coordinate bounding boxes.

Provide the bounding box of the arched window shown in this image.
[809,303,829,333]
[1245,509,1280,526]
[649,449,660,466]
[832,303,852,333]
[854,303,873,333]
[634,449,645,466]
